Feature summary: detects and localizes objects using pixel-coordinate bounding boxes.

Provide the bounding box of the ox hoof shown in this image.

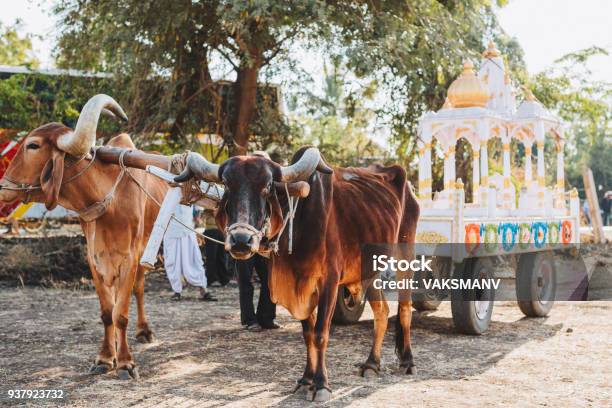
[361,368,379,379]
[307,386,332,402]
[403,365,417,375]
[135,329,154,343]
[292,381,312,395]
[359,362,380,378]
[117,366,140,380]
[89,363,111,375]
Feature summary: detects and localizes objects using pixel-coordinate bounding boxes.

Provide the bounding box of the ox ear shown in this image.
[40,149,66,210]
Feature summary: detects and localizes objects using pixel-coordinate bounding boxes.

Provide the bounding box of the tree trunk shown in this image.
[230,47,262,156]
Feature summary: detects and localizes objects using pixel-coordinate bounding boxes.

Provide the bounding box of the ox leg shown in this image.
[115,261,139,380]
[307,277,338,402]
[396,298,416,375]
[134,266,154,343]
[360,285,389,378]
[90,276,116,375]
[293,313,316,394]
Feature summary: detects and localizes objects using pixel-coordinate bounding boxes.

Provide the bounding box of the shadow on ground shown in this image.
[0,274,563,407]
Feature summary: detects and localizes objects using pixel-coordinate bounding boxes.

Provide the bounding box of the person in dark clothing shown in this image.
[235,254,279,331]
[601,191,612,226]
[203,228,232,286]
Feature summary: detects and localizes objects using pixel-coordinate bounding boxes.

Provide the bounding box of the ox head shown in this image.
[0,95,127,210]
[175,147,333,260]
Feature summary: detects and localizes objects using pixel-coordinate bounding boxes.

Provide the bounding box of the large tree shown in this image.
[54,0,512,158]
[54,0,322,154]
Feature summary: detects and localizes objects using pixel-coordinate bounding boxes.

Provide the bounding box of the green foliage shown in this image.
[290,58,387,166]
[53,0,317,153]
[316,0,517,167]
[0,73,120,136]
[0,21,39,68]
[530,47,612,194]
[53,0,515,158]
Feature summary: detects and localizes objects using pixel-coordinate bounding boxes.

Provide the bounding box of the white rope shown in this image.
[168,214,226,246]
[269,184,299,255]
[122,158,227,246]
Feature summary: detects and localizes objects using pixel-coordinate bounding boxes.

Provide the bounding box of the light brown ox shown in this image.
[0,95,172,379]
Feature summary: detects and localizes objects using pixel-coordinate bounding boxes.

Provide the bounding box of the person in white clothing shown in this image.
[163,204,216,301]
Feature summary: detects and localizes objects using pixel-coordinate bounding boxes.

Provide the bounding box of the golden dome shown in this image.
[447,60,490,108]
[482,40,501,58]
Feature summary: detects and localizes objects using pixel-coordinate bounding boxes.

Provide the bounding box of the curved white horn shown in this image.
[57,94,128,157]
[281,148,323,183]
[174,152,221,183]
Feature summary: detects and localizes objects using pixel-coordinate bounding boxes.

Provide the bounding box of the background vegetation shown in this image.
[0,1,609,194]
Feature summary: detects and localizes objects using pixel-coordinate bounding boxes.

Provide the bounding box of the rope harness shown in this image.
[160,151,300,254]
[1,149,98,204]
[221,183,300,257]
[268,183,300,255]
[172,180,300,256]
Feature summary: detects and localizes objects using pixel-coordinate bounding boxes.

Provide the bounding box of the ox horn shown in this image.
[280,147,332,183]
[57,94,128,157]
[174,152,221,183]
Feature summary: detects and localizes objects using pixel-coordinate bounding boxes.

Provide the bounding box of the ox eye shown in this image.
[26,142,40,150]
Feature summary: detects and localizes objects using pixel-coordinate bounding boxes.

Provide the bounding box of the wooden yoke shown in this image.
[96,146,172,171]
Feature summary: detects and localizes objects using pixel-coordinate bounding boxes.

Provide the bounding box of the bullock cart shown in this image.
[336,42,581,334]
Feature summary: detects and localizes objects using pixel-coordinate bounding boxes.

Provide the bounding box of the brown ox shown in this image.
[173,147,419,401]
[0,95,171,379]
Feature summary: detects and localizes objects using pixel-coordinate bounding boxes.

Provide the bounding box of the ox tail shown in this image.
[394,302,405,358]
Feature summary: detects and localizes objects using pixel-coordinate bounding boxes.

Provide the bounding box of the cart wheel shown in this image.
[516,251,556,317]
[23,219,46,233]
[412,257,450,311]
[47,219,62,229]
[451,258,495,335]
[332,285,366,325]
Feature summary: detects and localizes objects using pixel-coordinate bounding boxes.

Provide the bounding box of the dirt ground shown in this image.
[0,270,611,408]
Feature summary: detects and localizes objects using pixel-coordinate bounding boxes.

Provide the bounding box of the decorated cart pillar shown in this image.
[452,179,465,248]
[555,135,566,209]
[477,121,489,205]
[569,188,580,219]
[523,140,533,187]
[501,127,514,209]
[472,142,481,203]
[446,145,456,192]
[535,121,546,208]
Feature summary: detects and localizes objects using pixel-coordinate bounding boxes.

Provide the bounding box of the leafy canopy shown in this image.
[0,21,39,67]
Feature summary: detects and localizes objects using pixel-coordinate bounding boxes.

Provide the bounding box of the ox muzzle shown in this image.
[225,221,269,260]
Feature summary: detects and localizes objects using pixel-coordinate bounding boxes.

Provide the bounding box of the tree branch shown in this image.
[214,46,239,70]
